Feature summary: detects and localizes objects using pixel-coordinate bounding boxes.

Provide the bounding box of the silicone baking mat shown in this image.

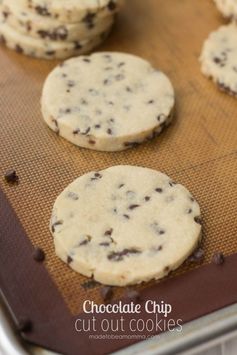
[0,0,237,354]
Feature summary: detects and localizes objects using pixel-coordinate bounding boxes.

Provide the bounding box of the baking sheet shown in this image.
[0,0,237,354]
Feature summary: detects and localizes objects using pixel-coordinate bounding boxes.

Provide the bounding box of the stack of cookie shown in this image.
[200,0,237,97]
[0,0,122,60]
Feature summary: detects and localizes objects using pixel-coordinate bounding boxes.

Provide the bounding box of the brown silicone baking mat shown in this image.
[0,0,237,354]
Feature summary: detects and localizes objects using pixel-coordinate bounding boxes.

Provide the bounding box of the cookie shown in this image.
[200,24,237,96]
[213,0,237,19]
[12,0,122,24]
[41,52,175,151]
[2,1,115,42]
[0,16,110,59]
[51,165,202,286]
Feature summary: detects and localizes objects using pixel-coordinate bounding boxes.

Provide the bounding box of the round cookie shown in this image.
[11,0,122,24]
[2,1,115,42]
[213,0,237,19]
[200,24,237,96]
[41,52,175,151]
[0,16,110,59]
[51,165,202,286]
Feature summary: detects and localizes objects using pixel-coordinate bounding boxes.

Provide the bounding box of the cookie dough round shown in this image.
[12,0,122,24]
[213,0,237,19]
[0,16,109,59]
[200,24,237,96]
[2,1,115,42]
[41,52,175,151]
[51,165,202,286]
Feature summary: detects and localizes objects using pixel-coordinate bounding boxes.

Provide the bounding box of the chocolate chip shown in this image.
[2,11,9,19]
[73,128,80,135]
[17,318,32,333]
[187,208,192,214]
[164,266,170,272]
[74,41,82,50]
[99,242,110,247]
[51,220,63,233]
[194,216,202,225]
[148,100,154,104]
[0,35,6,44]
[91,172,102,181]
[118,183,125,189]
[67,80,76,88]
[126,86,132,92]
[45,50,55,56]
[157,114,166,122]
[82,12,96,24]
[83,58,91,63]
[108,248,141,262]
[81,127,91,135]
[155,188,163,193]
[212,252,225,265]
[124,141,140,148]
[81,279,99,289]
[187,248,204,263]
[218,81,237,96]
[100,286,113,302]
[104,228,113,236]
[115,74,124,81]
[79,239,90,246]
[35,5,51,16]
[33,247,45,262]
[108,0,117,11]
[107,128,113,135]
[213,57,221,64]
[67,256,73,264]
[67,191,79,200]
[4,169,18,183]
[126,289,141,302]
[123,214,130,219]
[89,139,96,145]
[169,181,177,187]
[128,204,140,210]
[15,45,23,54]
[145,196,150,201]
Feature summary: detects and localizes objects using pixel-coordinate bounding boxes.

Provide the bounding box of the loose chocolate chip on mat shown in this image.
[100,286,113,302]
[187,248,205,263]
[17,318,32,333]
[212,252,225,265]
[4,169,18,183]
[126,289,141,303]
[81,279,99,290]
[33,247,45,262]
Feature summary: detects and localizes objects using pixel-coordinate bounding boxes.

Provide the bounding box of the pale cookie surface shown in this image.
[0,16,109,59]
[2,1,115,42]
[214,0,237,19]
[200,24,237,96]
[12,0,121,23]
[51,165,202,286]
[41,52,175,151]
